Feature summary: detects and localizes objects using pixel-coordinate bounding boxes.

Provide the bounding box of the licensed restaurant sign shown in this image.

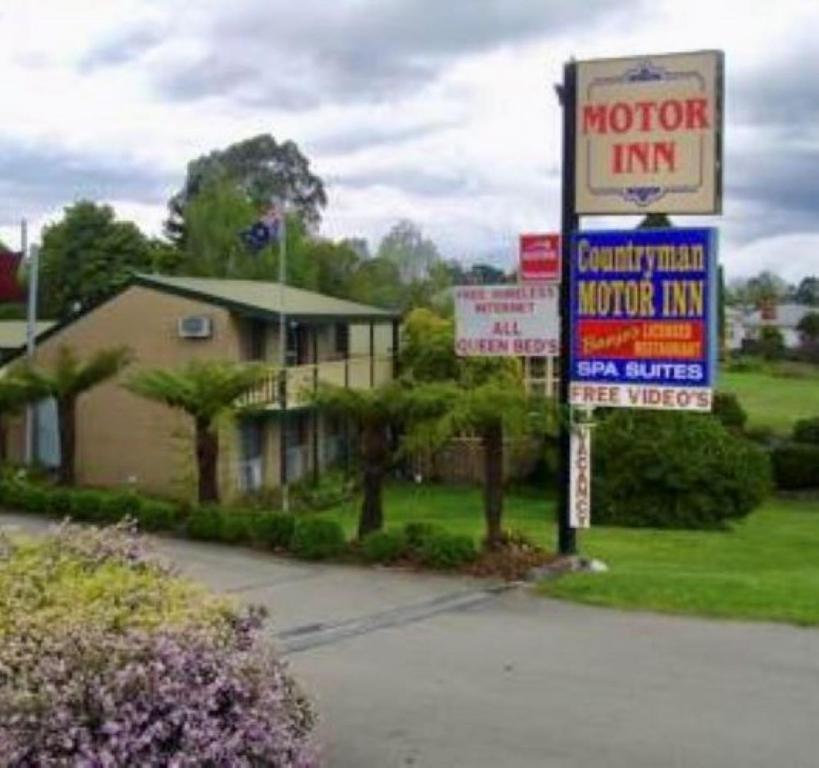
[569,227,717,412]
[455,283,559,357]
[575,50,723,215]
[519,233,561,282]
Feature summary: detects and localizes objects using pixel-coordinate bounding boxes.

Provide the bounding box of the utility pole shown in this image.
[277,204,289,513]
[556,60,578,556]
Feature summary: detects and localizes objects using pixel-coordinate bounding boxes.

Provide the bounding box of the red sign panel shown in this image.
[519,233,560,282]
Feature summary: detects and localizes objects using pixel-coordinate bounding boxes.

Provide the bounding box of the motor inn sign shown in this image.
[575,50,723,214]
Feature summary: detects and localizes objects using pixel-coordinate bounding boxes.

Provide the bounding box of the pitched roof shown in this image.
[134,273,399,321]
[745,303,815,329]
[0,321,55,350]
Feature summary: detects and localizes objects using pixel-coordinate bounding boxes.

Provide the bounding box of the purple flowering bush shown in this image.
[0,522,318,767]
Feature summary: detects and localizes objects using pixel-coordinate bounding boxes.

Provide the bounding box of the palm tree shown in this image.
[10,346,132,485]
[127,361,268,503]
[406,376,551,550]
[313,380,452,538]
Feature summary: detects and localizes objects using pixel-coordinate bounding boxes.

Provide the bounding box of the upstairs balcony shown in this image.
[238,354,395,410]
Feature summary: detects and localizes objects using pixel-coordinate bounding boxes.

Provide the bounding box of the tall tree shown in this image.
[11,346,132,485]
[39,202,152,319]
[376,220,441,284]
[794,276,819,306]
[166,134,327,245]
[127,361,268,503]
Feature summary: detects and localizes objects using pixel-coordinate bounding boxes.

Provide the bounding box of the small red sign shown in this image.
[520,233,560,282]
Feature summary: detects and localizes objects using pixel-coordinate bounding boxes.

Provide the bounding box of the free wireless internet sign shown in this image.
[569,227,717,411]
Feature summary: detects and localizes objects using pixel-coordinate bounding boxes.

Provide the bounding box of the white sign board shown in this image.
[575,50,723,215]
[569,421,592,529]
[455,283,559,357]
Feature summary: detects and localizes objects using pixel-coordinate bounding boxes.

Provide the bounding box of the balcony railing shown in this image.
[238,355,394,410]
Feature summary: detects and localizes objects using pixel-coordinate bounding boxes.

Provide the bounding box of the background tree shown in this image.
[127,361,267,503]
[376,220,440,283]
[39,202,152,319]
[166,134,327,245]
[794,277,819,306]
[11,346,132,485]
[758,326,786,360]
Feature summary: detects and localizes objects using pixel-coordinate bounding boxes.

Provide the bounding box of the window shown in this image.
[334,322,350,357]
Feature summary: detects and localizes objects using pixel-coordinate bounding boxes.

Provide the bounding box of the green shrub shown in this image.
[186,507,224,542]
[292,470,354,511]
[47,488,74,517]
[594,410,772,529]
[19,485,50,514]
[360,530,409,563]
[746,425,776,446]
[137,499,178,532]
[418,532,477,569]
[793,417,819,446]
[251,512,296,549]
[771,443,819,489]
[68,490,109,523]
[220,512,255,544]
[404,521,443,551]
[290,517,346,560]
[712,391,747,432]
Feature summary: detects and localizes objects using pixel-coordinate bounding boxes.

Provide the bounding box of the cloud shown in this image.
[143,0,620,109]
[0,141,172,226]
[79,25,164,71]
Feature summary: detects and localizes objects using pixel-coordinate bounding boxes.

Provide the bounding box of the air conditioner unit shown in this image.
[178,316,213,339]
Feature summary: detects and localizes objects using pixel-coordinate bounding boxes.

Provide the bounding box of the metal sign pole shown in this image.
[278,205,289,514]
[557,60,579,556]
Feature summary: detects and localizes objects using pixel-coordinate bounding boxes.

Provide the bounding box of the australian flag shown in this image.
[240,206,281,252]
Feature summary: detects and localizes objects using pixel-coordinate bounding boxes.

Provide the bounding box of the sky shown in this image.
[0,0,817,282]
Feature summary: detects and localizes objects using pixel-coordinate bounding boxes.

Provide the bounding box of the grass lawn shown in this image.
[539,498,819,626]
[321,481,557,545]
[720,369,819,436]
[323,484,819,626]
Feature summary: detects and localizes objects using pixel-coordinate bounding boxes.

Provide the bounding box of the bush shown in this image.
[136,499,178,532]
[290,517,346,560]
[594,410,772,529]
[360,530,409,563]
[292,470,354,511]
[100,490,143,522]
[0,523,317,766]
[418,532,477,569]
[220,511,256,544]
[68,489,109,523]
[404,521,443,551]
[712,391,747,432]
[746,424,776,446]
[251,512,296,549]
[793,417,819,446]
[186,507,224,542]
[47,488,74,517]
[771,443,819,489]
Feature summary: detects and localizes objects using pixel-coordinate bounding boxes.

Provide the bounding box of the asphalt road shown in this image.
[4,513,818,768]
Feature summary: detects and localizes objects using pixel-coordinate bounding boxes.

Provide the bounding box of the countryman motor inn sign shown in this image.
[575,50,723,214]
[569,228,717,411]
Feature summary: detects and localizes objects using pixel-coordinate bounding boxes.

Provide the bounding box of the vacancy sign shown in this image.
[455,283,559,357]
[575,50,723,215]
[520,233,560,282]
[569,227,717,411]
[569,421,592,528]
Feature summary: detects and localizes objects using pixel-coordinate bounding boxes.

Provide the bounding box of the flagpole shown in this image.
[278,203,289,514]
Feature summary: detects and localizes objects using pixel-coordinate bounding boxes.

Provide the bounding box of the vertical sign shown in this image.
[569,421,592,529]
[569,227,717,411]
[520,233,561,282]
[576,50,723,214]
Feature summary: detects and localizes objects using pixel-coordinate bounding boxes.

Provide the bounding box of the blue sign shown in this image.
[569,227,717,411]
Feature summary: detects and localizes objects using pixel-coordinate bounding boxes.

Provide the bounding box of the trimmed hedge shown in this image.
[793,417,819,446]
[404,521,443,552]
[594,410,772,529]
[290,517,346,560]
[360,530,409,563]
[251,512,296,549]
[418,532,477,569]
[771,443,819,490]
[712,391,747,432]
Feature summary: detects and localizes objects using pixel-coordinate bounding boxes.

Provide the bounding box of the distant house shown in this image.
[0,249,25,303]
[2,274,399,500]
[724,307,748,351]
[743,303,815,349]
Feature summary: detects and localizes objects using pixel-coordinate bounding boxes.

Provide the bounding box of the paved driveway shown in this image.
[4,513,819,768]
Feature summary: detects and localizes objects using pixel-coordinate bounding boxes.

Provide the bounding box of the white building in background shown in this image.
[743,303,815,349]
